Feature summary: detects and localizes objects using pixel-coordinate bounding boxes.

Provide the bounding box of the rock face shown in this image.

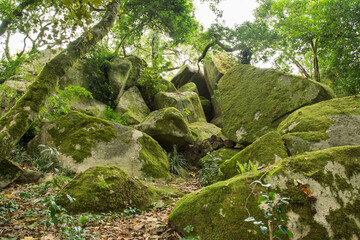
[188,122,222,142]
[169,145,360,240]
[115,86,151,125]
[154,92,206,123]
[57,166,180,214]
[107,56,132,101]
[218,64,335,145]
[203,54,235,125]
[171,65,210,100]
[135,107,194,148]
[179,82,199,95]
[219,131,288,180]
[31,111,170,179]
[279,96,360,156]
[0,158,23,189]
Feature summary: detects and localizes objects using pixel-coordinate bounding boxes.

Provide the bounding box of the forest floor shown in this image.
[0,171,201,240]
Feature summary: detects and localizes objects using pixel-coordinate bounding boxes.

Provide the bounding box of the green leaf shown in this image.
[278,225,288,234]
[258,196,268,203]
[259,226,268,234]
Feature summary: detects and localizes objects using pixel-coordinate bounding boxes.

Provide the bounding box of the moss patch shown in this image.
[188,122,222,142]
[219,131,288,180]
[218,64,334,144]
[47,111,117,163]
[138,133,171,180]
[57,166,161,214]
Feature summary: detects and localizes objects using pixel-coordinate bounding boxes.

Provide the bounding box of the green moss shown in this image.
[138,133,171,180]
[122,138,131,144]
[0,158,22,188]
[57,166,160,214]
[219,65,334,144]
[219,131,288,180]
[47,111,117,163]
[188,122,222,141]
[179,82,198,94]
[279,96,360,136]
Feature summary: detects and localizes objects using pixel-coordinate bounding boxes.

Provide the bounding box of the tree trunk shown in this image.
[0,0,120,158]
[310,39,320,82]
[288,55,311,79]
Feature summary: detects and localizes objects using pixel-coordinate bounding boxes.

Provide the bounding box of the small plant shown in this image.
[180,225,200,240]
[122,206,141,219]
[103,106,129,125]
[0,194,18,224]
[237,160,258,175]
[168,145,188,178]
[245,180,293,240]
[197,153,223,186]
[183,107,191,117]
[30,145,59,172]
[97,175,114,189]
[40,85,93,120]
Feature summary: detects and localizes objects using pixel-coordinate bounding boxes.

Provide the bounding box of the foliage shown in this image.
[245,180,293,240]
[138,59,169,92]
[0,193,18,225]
[180,225,200,240]
[122,206,141,219]
[40,85,93,120]
[197,152,223,186]
[0,56,26,84]
[237,160,258,175]
[168,145,188,178]
[32,144,59,172]
[102,106,129,126]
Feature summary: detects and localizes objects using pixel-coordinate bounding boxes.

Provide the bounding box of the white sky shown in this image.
[194,0,259,29]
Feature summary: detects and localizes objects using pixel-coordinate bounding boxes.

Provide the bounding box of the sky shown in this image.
[194,0,260,29]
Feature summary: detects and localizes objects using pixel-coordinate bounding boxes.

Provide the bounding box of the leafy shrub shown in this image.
[102,106,129,125]
[41,85,93,120]
[84,45,118,107]
[197,153,223,186]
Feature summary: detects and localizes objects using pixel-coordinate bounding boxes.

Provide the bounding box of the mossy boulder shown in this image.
[69,98,107,118]
[204,53,236,125]
[169,145,360,240]
[115,86,151,125]
[57,166,181,214]
[135,107,194,148]
[125,55,147,88]
[179,82,199,95]
[108,56,132,101]
[279,96,360,156]
[0,158,23,189]
[171,65,210,100]
[31,111,170,179]
[154,91,206,123]
[219,131,288,180]
[218,64,335,144]
[188,122,222,142]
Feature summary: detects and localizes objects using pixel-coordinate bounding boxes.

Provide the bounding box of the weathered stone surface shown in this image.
[125,55,147,88]
[204,54,236,125]
[179,82,199,95]
[219,64,335,144]
[219,131,288,180]
[171,65,210,99]
[135,107,194,148]
[108,56,132,101]
[200,96,213,121]
[57,166,182,214]
[115,86,150,125]
[154,91,206,123]
[279,96,360,156]
[188,122,222,142]
[0,158,23,189]
[169,145,360,240]
[70,98,107,118]
[30,111,170,179]
[15,169,43,184]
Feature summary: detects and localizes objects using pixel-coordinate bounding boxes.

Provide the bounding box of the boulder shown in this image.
[125,55,147,88]
[30,111,170,179]
[279,96,360,156]
[135,107,194,148]
[57,166,182,214]
[169,145,360,240]
[115,86,151,125]
[171,65,210,100]
[204,54,236,125]
[0,158,23,189]
[200,96,213,122]
[154,92,206,123]
[179,82,199,95]
[219,131,289,180]
[188,122,222,142]
[70,98,107,118]
[218,64,335,145]
[107,56,132,101]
